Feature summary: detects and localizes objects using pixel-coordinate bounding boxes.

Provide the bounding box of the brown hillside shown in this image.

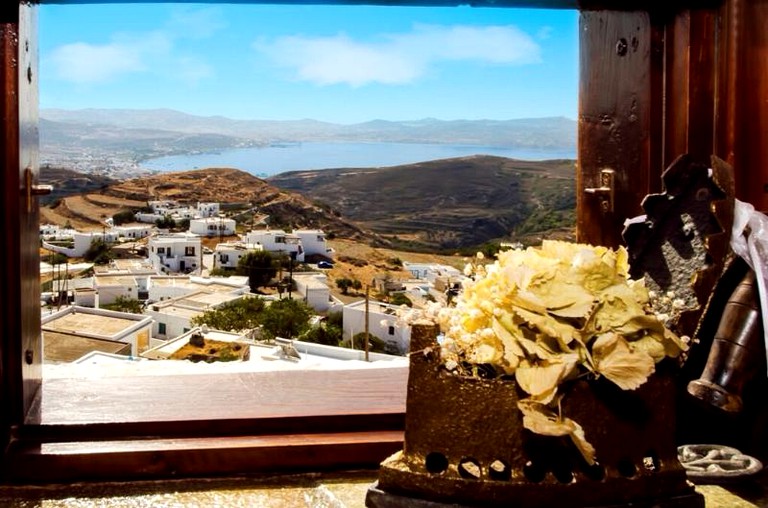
[270,155,576,250]
[42,168,368,240]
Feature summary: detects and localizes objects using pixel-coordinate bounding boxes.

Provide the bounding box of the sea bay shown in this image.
[140,142,576,178]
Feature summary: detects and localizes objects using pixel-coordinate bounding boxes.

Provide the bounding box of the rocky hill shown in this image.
[40,165,118,206]
[40,168,368,241]
[270,155,576,251]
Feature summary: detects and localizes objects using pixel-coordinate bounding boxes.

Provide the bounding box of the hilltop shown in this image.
[40,167,368,241]
[270,155,576,251]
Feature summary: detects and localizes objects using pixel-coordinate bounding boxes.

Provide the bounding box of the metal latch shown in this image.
[24,167,53,213]
[584,168,615,213]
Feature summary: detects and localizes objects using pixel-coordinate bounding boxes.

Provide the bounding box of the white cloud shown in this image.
[45,8,222,85]
[255,24,541,87]
[48,41,147,84]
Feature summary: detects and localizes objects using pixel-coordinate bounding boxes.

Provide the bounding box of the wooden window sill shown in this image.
[6,365,407,482]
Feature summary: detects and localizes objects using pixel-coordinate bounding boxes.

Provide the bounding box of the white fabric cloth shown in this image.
[730,199,768,371]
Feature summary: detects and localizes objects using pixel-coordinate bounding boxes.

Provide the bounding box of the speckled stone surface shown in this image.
[0,471,766,507]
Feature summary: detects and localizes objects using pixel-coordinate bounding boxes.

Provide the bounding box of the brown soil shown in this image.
[170,339,249,363]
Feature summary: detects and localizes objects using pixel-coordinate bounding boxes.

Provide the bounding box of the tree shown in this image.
[191,297,266,332]
[102,296,143,314]
[389,292,413,307]
[83,238,113,265]
[155,216,176,229]
[335,277,354,295]
[300,322,342,347]
[259,298,313,340]
[237,251,278,292]
[112,209,136,226]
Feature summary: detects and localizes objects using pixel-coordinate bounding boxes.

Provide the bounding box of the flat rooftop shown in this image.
[95,274,138,286]
[43,331,130,364]
[43,311,142,337]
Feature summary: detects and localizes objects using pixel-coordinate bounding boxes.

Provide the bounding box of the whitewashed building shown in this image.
[144,291,248,341]
[40,223,77,240]
[147,275,250,302]
[42,305,154,359]
[244,229,304,262]
[213,242,263,270]
[148,232,202,275]
[403,262,465,284]
[197,202,220,218]
[293,273,337,312]
[292,229,334,259]
[93,273,140,307]
[189,217,236,237]
[342,300,410,355]
[43,230,119,258]
[113,224,153,240]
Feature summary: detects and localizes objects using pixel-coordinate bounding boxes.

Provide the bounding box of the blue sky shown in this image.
[39,4,578,124]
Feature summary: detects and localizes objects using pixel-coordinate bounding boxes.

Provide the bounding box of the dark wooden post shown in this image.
[1,2,42,452]
[577,10,659,247]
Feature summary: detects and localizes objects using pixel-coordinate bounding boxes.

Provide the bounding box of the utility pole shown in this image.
[364,284,370,362]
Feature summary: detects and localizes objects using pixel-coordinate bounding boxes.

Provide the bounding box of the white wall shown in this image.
[145,306,198,341]
[189,218,236,237]
[342,301,411,354]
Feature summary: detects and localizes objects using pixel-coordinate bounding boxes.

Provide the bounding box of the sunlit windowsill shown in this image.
[35,359,408,425]
[9,360,408,482]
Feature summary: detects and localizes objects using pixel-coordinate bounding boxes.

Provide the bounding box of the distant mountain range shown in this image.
[40,108,576,168]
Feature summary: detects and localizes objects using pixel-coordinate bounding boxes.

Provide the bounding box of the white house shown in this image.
[292,229,334,259]
[213,242,263,270]
[43,230,119,258]
[40,223,77,240]
[403,262,465,284]
[342,300,411,355]
[293,273,335,312]
[113,224,153,240]
[135,211,166,224]
[189,217,236,237]
[93,273,140,307]
[148,232,202,275]
[197,202,220,218]
[147,275,250,302]
[144,291,248,341]
[243,229,304,262]
[42,305,154,359]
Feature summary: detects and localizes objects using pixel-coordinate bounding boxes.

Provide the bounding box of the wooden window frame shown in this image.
[4,0,766,483]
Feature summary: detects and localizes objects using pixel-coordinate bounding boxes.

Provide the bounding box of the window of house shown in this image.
[388,326,395,336]
[158,322,166,335]
[185,246,195,256]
